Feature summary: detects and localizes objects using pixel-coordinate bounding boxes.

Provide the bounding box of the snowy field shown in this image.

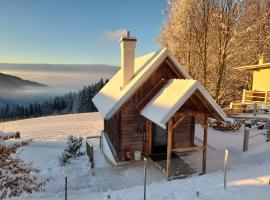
[0,112,270,200]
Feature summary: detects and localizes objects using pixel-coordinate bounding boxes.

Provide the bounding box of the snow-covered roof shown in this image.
[141,79,227,129]
[92,48,191,119]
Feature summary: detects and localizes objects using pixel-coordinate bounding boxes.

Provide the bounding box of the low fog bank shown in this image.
[0,87,60,106]
[0,63,118,89]
[0,63,119,106]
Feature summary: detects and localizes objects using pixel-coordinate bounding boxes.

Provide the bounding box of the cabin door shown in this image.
[151,123,167,160]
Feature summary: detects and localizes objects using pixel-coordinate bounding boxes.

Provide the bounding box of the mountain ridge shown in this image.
[0,72,47,90]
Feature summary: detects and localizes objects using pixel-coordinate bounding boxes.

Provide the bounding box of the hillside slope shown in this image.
[0,72,46,90]
[0,112,103,140]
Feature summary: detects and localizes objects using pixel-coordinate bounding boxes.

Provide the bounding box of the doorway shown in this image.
[151,123,167,161]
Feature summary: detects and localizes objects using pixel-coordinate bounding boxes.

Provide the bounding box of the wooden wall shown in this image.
[173,116,195,149]
[104,112,121,156]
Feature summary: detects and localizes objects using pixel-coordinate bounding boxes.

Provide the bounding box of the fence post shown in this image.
[224,149,229,190]
[90,146,94,168]
[253,103,257,117]
[86,141,95,168]
[144,157,147,200]
[243,128,249,152]
[100,134,102,152]
[266,130,270,142]
[65,176,67,200]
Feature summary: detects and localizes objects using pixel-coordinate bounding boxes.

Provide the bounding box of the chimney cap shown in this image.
[119,30,137,42]
[126,30,130,37]
[258,53,265,65]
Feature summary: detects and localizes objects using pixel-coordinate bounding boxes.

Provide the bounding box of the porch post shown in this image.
[166,120,173,177]
[202,117,208,174]
[146,120,152,156]
[242,89,246,103]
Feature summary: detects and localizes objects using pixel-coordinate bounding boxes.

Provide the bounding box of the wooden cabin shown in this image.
[93,32,227,176]
[231,54,270,113]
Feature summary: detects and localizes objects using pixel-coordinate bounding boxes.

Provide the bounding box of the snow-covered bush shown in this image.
[0,145,44,199]
[59,135,85,166]
[0,131,20,140]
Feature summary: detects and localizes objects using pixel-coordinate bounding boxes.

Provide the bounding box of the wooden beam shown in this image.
[165,58,184,78]
[175,112,207,129]
[175,111,206,117]
[190,116,195,146]
[146,120,152,155]
[202,116,208,174]
[194,91,223,121]
[136,79,168,111]
[194,91,214,115]
[189,95,205,111]
[171,146,205,153]
[171,116,185,130]
[166,120,173,177]
[193,113,207,129]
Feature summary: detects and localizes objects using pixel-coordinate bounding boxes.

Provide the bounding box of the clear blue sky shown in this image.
[0,0,167,65]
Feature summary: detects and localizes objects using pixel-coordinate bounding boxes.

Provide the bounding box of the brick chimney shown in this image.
[120,31,137,88]
[258,53,265,65]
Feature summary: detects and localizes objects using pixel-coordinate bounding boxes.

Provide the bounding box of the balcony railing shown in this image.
[242,89,270,104]
[227,90,270,115]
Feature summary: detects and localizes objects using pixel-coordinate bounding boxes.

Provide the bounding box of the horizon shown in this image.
[0,62,119,67]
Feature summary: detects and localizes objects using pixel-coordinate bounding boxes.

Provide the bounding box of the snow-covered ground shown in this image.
[0,113,103,141]
[0,113,269,200]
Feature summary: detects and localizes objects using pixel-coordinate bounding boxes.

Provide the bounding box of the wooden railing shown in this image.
[242,89,270,104]
[228,90,270,114]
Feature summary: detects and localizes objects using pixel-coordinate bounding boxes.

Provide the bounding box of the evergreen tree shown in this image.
[0,79,107,121]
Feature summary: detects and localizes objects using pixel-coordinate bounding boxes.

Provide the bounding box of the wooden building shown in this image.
[93,32,227,176]
[236,54,270,92]
[231,54,270,113]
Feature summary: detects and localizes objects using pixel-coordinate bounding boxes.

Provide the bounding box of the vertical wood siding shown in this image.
[104,112,121,156]
[173,116,194,148]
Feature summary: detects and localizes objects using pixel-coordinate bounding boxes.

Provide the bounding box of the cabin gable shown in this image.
[117,57,187,160]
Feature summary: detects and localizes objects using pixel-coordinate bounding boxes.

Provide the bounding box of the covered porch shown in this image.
[140,79,227,178]
[166,112,208,177]
[144,109,209,178]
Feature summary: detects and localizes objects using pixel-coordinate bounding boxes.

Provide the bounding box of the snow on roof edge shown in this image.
[195,82,227,121]
[140,79,227,128]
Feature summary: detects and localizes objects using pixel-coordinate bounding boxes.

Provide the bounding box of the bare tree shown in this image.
[214,0,244,102]
[159,0,270,106]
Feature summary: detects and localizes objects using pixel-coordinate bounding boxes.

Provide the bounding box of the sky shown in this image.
[0,0,167,65]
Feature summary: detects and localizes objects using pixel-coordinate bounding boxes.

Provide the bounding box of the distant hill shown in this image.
[0,72,47,90]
